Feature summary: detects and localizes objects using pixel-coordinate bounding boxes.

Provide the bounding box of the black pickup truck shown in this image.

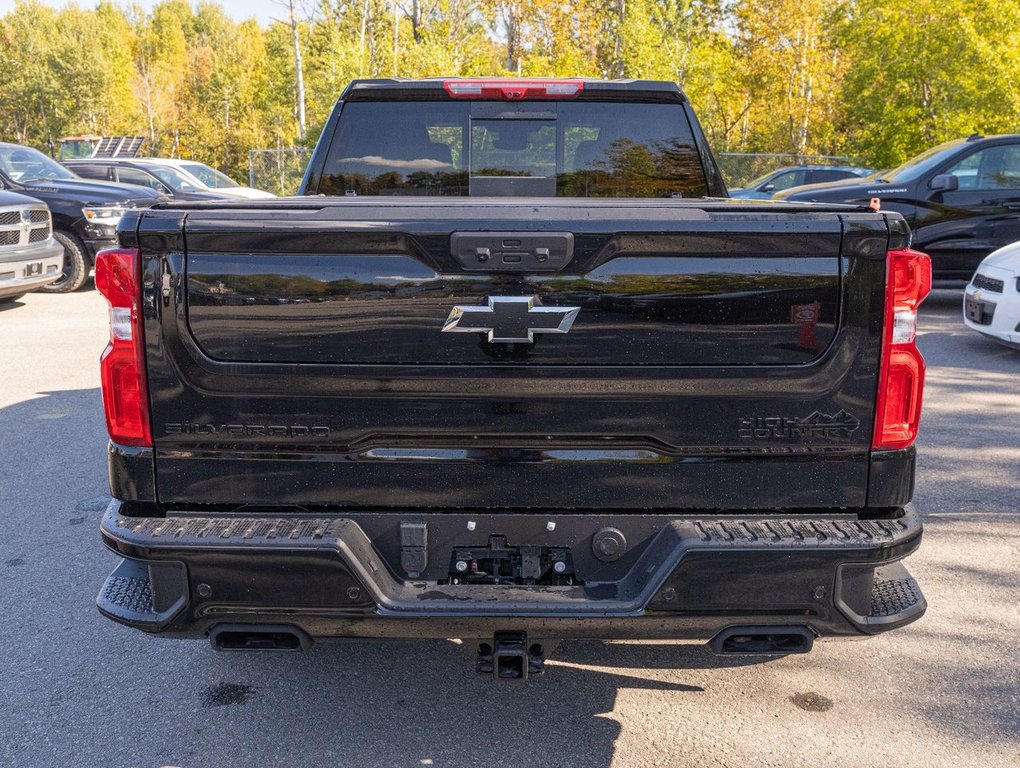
[96,79,931,679]
[779,134,1020,284]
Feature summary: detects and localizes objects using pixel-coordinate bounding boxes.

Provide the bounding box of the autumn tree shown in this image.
[833,0,1020,167]
[131,0,190,155]
[0,1,64,147]
[732,0,846,155]
[2,0,1019,184]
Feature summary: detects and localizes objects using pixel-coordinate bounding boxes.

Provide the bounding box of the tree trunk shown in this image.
[392,0,399,75]
[404,0,424,43]
[503,2,520,72]
[361,0,370,75]
[610,0,625,79]
[146,82,157,153]
[288,0,307,142]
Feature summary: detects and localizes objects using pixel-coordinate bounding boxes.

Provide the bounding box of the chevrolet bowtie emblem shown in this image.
[442,296,580,344]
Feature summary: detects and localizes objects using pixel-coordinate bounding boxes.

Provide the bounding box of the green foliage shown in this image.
[0,1,63,147]
[732,0,846,155]
[1,0,1019,181]
[832,0,1020,168]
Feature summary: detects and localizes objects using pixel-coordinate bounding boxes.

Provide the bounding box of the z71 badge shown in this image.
[738,410,860,440]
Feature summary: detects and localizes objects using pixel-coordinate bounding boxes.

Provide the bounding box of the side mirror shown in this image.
[929,174,959,192]
[762,183,775,192]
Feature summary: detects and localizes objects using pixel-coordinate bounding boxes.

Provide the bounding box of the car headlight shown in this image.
[82,205,130,226]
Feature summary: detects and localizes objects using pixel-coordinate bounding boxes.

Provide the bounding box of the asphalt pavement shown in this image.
[0,286,1016,768]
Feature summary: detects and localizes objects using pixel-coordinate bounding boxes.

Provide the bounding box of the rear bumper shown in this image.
[98,500,926,643]
[963,285,1020,348]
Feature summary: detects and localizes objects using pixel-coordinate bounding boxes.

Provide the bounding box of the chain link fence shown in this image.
[717,152,857,188]
[248,148,310,196]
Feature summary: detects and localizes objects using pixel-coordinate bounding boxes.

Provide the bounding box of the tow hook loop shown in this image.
[476,631,544,680]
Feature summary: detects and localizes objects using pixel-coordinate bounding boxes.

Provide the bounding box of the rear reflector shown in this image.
[443,79,584,101]
[873,248,931,450]
[95,247,151,447]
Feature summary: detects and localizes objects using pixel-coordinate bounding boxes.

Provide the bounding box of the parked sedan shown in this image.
[963,241,1020,349]
[63,159,237,201]
[0,190,64,303]
[729,165,873,199]
[138,158,275,199]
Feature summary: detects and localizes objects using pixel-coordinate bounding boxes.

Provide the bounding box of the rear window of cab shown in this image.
[317,100,707,198]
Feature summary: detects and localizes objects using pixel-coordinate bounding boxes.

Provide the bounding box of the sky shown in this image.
[0,0,284,25]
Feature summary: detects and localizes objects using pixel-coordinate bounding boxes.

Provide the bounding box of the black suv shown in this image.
[779,134,1020,283]
[0,142,166,292]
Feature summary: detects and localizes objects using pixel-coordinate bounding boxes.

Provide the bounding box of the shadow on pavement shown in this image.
[0,296,28,312]
[0,280,94,314]
[554,639,770,669]
[178,637,740,767]
[0,387,765,767]
[2,328,1018,766]
[0,389,788,767]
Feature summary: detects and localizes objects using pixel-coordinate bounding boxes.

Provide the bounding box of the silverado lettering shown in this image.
[164,423,331,438]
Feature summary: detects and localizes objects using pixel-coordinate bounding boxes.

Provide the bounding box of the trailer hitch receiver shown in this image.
[476,631,545,680]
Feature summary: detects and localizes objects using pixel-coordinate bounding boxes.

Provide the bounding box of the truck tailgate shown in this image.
[140,200,889,510]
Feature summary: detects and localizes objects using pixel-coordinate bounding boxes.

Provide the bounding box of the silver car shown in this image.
[0,190,64,303]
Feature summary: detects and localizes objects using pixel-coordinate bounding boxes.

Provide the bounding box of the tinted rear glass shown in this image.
[317,101,707,198]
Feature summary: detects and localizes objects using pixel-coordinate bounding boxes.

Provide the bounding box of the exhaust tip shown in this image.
[709,625,814,656]
[209,624,312,652]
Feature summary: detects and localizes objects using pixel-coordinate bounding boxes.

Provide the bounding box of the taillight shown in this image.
[95,247,151,447]
[443,78,584,101]
[873,248,932,450]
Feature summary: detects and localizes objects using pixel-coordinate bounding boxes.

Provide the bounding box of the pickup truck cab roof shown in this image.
[340,77,691,102]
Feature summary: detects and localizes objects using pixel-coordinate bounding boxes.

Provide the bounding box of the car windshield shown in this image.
[881,140,967,183]
[318,100,707,197]
[180,162,239,188]
[0,145,76,182]
[744,170,781,189]
[147,166,199,192]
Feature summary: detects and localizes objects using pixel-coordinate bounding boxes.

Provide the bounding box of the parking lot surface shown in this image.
[0,287,1017,768]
